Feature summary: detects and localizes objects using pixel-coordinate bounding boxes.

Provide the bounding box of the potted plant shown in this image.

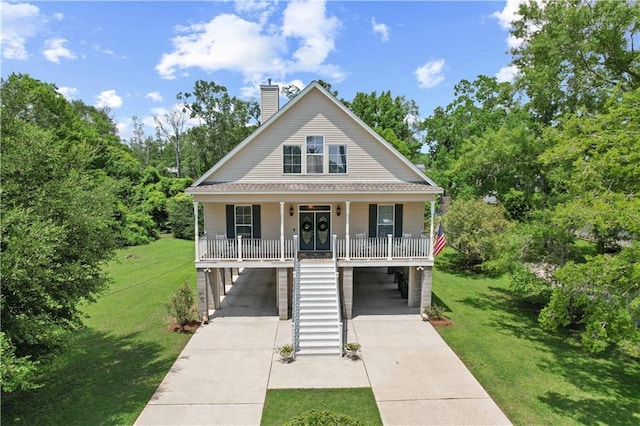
[275,344,294,363]
[344,342,361,360]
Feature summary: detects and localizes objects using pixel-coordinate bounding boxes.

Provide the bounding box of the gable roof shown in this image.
[190,81,441,190]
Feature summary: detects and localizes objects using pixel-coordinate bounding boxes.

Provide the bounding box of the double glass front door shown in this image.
[299,206,331,251]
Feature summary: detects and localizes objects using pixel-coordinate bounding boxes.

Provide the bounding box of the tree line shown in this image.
[1,0,638,394]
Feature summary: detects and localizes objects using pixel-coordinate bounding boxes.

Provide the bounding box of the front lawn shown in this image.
[261,388,382,425]
[432,251,640,425]
[1,238,196,425]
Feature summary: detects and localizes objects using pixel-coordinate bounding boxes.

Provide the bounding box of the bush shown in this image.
[167,193,195,240]
[422,304,446,320]
[443,198,513,271]
[284,410,363,426]
[167,283,198,327]
[0,332,39,393]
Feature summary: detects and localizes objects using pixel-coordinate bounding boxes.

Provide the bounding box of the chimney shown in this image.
[260,79,279,124]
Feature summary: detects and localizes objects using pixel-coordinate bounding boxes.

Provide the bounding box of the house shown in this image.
[186,81,443,355]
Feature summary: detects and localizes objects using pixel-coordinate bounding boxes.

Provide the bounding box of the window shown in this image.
[328,145,347,174]
[306,136,324,174]
[377,205,394,237]
[283,145,301,174]
[235,205,252,238]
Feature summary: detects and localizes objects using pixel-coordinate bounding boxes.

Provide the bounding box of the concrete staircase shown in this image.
[296,260,342,356]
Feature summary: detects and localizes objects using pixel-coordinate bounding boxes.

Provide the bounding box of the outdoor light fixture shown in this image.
[289,206,294,216]
[336,205,342,216]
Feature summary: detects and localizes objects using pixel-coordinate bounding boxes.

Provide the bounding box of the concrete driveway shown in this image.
[135,268,510,425]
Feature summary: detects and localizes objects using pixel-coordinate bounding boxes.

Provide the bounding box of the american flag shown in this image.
[433,222,447,257]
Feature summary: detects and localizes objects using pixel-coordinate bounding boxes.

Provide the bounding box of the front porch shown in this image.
[196,234,432,265]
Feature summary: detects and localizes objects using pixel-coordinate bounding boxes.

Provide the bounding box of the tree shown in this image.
[154,109,188,177]
[421,76,522,187]
[443,198,513,271]
[349,90,422,160]
[177,80,259,177]
[511,0,640,123]
[1,74,122,388]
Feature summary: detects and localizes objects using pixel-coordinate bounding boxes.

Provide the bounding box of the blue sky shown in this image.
[1,0,520,141]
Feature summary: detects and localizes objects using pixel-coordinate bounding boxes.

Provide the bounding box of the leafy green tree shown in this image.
[167,193,196,240]
[422,76,521,187]
[443,198,513,271]
[177,80,259,177]
[511,0,640,123]
[540,243,640,354]
[0,332,39,393]
[349,90,422,159]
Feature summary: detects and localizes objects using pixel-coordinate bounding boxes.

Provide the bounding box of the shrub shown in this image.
[443,198,513,270]
[167,193,195,240]
[422,304,446,320]
[284,410,363,426]
[167,283,198,327]
[0,332,40,393]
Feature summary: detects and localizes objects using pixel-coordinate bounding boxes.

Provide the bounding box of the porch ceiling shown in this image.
[187,181,443,196]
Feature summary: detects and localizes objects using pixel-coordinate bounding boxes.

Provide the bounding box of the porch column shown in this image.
[196,269,208,320]
[193,201,199,261]
[345,201,351,260]
[211,268,222,309]
[277,267,288,320]
[420,266,433,311]
[429,200,435,260]
[223,268,232,293]
[280,201,285,261]
[408,267,422,308]
[342,267,354,319]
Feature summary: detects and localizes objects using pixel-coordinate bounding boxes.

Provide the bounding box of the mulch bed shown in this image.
[429,318,454,327]
[167,321,200,333]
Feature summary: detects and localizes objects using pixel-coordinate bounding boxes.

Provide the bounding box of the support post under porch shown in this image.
[408,267,422,308]
[277,267,288,320]
[341,267,354,319]
[419,266,433,311]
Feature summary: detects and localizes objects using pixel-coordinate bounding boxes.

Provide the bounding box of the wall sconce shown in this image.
[336,205,341,216]
[289,206,294,217]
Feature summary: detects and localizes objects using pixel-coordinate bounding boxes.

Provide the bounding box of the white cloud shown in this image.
[371,18,389,42]
[146,91,163,102]
[43,37,76,63]
[52,12,64,21]
[491,0,522,30]
[495,65,519,83]
[57,86,78,99]
[0,1,43,60]
[414,59,445,89]
[157,0,344,86]
[95,89,123,109]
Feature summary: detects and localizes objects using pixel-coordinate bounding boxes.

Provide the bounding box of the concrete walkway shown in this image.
[135,268,511,425]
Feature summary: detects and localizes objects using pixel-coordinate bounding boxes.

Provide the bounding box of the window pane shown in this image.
[307,155,323,173]
[306,136,324,154]
[377,205,394,236]
[235,206,252,237]
[283,145,301,174]
[306,136,324,174]
[329,145,347,173]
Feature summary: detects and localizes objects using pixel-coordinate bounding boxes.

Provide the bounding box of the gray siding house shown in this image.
[186,81,443,354]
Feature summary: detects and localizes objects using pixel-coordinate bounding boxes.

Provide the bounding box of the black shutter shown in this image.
[226,205,235,238]
[252,205,261,238]
[369,204,377,238]
[394,204,403,237]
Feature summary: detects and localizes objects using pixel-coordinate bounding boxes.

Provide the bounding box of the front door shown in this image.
[299,206,331,251]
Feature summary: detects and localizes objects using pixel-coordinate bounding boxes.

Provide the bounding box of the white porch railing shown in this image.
[197,235,431,261]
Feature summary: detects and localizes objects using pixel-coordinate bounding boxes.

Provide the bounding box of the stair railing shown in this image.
[333,253,344,357]
[292,235,300,352]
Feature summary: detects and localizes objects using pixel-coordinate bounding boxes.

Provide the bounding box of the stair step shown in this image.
[299,333,341,341]
[299,314,337,321]
[299,339,341,348]
[299,302,337,308]
[299,295,335,301]
[299,325,340,333]
[299,320,341,328]
[297,348,342,356]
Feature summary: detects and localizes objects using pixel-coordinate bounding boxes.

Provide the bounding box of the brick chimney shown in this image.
[260,79,279,124]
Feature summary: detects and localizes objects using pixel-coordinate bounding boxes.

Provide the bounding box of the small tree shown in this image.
[167,283,198,328]
[444,198,513,271]
[167,193,195,240]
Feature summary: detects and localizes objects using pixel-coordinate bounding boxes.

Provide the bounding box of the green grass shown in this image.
[1,238,196,425]
[261,388,382,426]
[432,250,640,426]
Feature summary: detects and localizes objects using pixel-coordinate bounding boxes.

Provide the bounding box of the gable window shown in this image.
[235,205,253,238]
[283,145,301,174]
[377,204,394,237]
[328,145,347,174]
[306,136,324,174]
